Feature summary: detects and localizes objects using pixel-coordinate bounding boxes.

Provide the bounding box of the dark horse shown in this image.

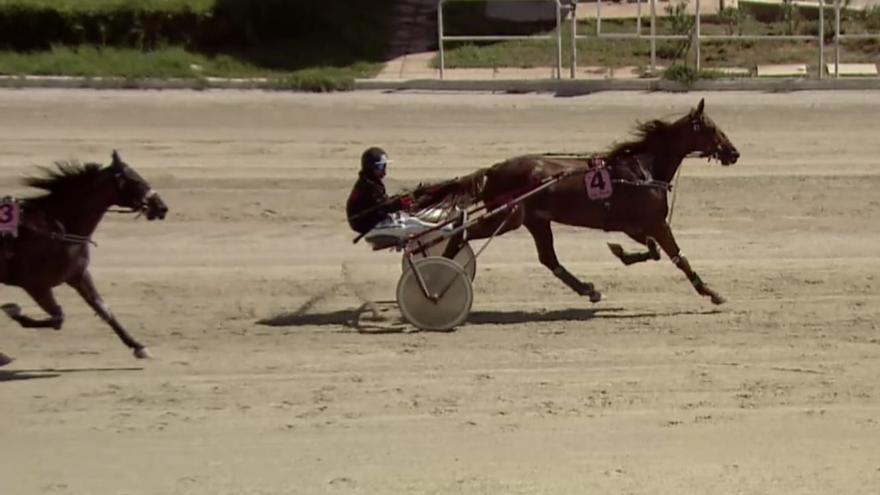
[426,99,739,304]
[0,151,168,365]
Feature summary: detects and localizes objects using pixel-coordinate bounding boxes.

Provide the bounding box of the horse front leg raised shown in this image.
[647,222,726,305]
[67,270,151,359]
[608,230,662,266]
[524,218,602,303]
[2,286,64,329]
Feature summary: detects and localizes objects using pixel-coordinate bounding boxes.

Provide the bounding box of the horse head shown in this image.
[109,151,168,220]
[684,99,739,166]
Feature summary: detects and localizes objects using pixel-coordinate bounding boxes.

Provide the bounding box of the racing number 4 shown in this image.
[585,168,613,200]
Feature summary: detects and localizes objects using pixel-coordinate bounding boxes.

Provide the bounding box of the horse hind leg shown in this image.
[441,204,524,259]
[524,218,601,303]
[1,286,64,330]
[608,231,662,266]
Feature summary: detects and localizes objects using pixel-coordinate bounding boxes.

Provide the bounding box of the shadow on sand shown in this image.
[0,366,144,383]
[258,302,723,334]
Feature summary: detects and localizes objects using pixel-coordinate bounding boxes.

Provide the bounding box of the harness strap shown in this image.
[18,224,97,247]
[37,229,97,247]
[611,179,672,191]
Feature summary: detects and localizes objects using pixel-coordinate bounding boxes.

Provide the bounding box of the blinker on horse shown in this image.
[1,150,168,360]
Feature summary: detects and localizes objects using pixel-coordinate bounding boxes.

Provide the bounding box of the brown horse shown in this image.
[427,99,739,304]
[0,151,168,363]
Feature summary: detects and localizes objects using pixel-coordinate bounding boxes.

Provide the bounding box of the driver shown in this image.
[346,147,437,247]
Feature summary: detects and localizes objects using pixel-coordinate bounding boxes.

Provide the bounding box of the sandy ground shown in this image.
[0,89,878,495]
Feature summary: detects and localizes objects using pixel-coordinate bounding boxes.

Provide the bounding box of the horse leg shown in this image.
[441,205,524,259]
[1,286,64,329]
[608,231,662,266]
[524,218,602,302]
[647,222,726,305]
[67,270,151,359]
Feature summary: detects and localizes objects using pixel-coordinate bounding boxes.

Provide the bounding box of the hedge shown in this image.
[0,0,394,62]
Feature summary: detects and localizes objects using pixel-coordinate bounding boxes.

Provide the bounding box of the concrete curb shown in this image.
[3,75,880,93]
[356,77,880,94]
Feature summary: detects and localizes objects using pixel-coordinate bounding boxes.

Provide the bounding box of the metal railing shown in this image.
[572,0,828,78]
[833,1,880,77]
[436,0,880,80]
[438,0,565,79]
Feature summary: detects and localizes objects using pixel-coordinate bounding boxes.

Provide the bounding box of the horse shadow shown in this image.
[0,367,144,383]
[257,302,408,334]
[257,303,723,333]
[0,370,61,382]
[470,307,723,325]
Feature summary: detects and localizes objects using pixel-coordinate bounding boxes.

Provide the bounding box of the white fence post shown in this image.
[695,0,702,72]
[438,0,446,80]
[571,1,578,79]
[835,0,841,78]
[819,0,825,79]
[556,1,563,79]
[650,0,657,74]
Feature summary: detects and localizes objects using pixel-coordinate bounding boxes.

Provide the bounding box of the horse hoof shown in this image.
[134,347,153,359]
[589,291,602,303]
[0,353,14,368]
[1,303,21,318]
[711,294,727,305]
[607,243,625,260]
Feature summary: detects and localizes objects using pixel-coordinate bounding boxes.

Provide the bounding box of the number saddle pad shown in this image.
[0,197,21,238]
[583,162,613,201]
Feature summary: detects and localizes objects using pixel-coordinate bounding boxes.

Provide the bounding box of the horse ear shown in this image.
[111,150,122,165]
[695,98,705,115]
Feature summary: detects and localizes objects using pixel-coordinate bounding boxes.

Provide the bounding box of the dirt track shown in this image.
[0,89,878,495]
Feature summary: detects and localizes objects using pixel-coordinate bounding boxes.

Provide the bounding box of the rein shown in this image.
[19,205,146,248]
[666,166,683,226]
[22,225,98,247]
[46,231,97,247]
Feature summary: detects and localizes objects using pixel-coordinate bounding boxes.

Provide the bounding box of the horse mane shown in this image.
[20,161,105,209]
[606,117,680,161]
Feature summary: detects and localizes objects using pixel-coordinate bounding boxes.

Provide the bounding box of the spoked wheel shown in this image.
[401,232,477,281]
[397,256,473,331]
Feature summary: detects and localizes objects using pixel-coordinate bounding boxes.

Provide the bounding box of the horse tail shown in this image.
[411,167,490,212]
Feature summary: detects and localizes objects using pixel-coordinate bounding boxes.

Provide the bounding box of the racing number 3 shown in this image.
[0,204,13,223]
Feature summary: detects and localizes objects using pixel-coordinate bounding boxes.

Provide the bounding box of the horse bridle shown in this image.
[32,187,158,246]
[108,188,158,216]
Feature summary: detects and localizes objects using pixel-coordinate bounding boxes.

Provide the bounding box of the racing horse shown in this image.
[0,151,168,363]
[419,99,739,304]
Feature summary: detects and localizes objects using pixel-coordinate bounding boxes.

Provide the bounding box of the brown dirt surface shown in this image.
[0,89,878,495]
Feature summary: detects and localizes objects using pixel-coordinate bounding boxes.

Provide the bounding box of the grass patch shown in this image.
[662,64,730,85]
[0,45,379,89]
[0,1,215,14]
[0,0,395,90]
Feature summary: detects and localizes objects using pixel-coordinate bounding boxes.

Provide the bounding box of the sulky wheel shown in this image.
[401,233,477,281]
[397,256,473,331]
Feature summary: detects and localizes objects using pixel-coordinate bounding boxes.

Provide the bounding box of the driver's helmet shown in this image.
[361,147,390,178]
